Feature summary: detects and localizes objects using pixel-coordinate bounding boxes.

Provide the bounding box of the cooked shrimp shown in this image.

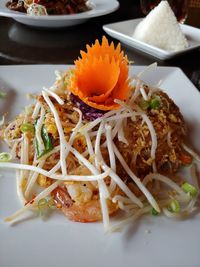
[52,187,118,223]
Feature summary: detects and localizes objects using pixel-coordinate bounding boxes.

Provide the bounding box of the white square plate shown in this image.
[103,18,200,60]
[0,65,200,267]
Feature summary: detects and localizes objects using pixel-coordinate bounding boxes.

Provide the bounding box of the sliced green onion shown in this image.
[35,125,53,159]
[181,182,198,197]
[139,99,150,110]
[37,198,54,217]
[0,91,6,99]
[0,152,12,162]
[38,198,48,208]
[150,96,161,109]
[47,198,55,208]
[168,199,180,213]
[20,123,34,133]
[151,208,159,216]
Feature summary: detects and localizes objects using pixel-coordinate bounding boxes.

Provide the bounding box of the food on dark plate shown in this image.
[6,0,90,15]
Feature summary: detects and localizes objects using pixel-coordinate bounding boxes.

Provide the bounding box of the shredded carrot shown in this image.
[68,36,131,110]
[180,153,193,165]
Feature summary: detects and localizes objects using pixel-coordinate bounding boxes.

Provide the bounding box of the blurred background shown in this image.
[0,0,199,89]
[0,0,199,63]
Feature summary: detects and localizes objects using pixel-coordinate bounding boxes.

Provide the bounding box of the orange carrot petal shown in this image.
[74,56,120,100]
[67,36,131,111]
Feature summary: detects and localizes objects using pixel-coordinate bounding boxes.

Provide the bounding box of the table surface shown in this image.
[0,0,200,90]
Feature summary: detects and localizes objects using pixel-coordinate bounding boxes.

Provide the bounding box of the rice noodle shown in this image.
[5,180,62,223]
[117,119,129,145]
[115,100,157,162]
[112,195,134,204]
[24,159,46,198]
[72,108,83,132]
[130,78,143,104]
[113,143,160,212]
[43,87,64,105]
[112,119,124,139]
[116,99,158,170]
[105,124,117,193]
[102,164,143,208]
[35,107,45,152]
[16,170,27,205]
[105,124,116,172]
[48,162,61,176]
[3,120,23,145]
[94,122,110,197]
[94,122,110,230]
[137,62,158,78]
[143,173,189,198]
[61,107,83,174]
[84,131,94,157]
[80,108,125,133]
[32,102,41,119]
[20,133,29,182]
[101,118,123,148]
[105,113,134,123]
[117,201,136,212]
[109,206,152,232]
[39,145,61,161]
[42,91,67,175]
[94,121,143,207]
[10,139,21,159]
[182,197,198,213]
[0,162,111,182]
[141,114,157,161]
[162,207,184,219]
[23,135,29,166]
[140,86,148,101]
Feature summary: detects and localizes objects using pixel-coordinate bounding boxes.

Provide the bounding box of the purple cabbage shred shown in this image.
[70,94,106,121]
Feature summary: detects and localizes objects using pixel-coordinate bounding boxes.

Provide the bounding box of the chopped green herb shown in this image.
[150,96,161,109]
[47,198,55,208]
[35,125,53,159]
[168,199,180,213]
[151,208,159,216]
[0,152,12,162]
[20,123,34,133]
[38,198,48,208]
[181,182,198,197]
[139,99,150,110]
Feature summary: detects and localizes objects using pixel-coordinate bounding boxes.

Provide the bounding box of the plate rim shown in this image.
[103,18,200,60]
[0,63,198,92]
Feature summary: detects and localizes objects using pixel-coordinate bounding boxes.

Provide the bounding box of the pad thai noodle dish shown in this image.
[6,0,90,16]
[0,37,200,231]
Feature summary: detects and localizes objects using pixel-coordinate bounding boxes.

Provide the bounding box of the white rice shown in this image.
[133,1,188,51]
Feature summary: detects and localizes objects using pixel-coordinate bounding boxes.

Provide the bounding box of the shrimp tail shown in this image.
[52,186,118,223]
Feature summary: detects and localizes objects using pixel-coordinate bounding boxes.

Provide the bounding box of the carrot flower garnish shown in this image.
[68,36,131,110]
